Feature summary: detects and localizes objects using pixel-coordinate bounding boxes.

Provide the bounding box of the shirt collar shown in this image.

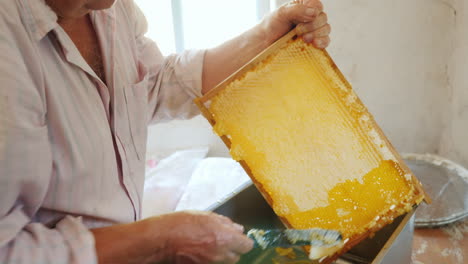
[20,0,59,42]
[19,0,117,42]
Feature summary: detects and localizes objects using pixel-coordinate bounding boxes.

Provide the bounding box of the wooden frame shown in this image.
[194,28,429,263]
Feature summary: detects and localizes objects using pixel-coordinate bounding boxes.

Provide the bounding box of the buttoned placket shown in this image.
[93,10,143,221]
[50,10,141,220]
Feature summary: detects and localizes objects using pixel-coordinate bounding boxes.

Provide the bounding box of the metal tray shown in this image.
[211,182,415,264]
[403,153,468,228]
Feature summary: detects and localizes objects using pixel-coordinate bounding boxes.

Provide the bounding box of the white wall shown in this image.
[324,0,455,155]
[147,0,468,167]
[440,0,468,166]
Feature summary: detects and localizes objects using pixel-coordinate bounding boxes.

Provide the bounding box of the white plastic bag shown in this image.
[176,157,251,211]
[142,147,209,218]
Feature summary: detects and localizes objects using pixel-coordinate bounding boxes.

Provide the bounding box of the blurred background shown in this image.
[135,0,468,168]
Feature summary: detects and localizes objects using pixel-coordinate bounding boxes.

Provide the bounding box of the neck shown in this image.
[58,14,89,31]
[45,0,91,21]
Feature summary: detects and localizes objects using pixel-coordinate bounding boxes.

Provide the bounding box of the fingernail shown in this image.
[306,8,316,17]
[234,223,244,232]
[317,39,328,48]
[304,34,314,43]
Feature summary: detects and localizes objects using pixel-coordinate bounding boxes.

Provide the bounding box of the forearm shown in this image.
[201,1,329,94]
[91,218,167,264]
[201,21,278,94]
[91,211,253,264]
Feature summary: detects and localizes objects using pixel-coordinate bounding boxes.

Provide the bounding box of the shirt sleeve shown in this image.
[131,0,206,124]
[0,23,97,264]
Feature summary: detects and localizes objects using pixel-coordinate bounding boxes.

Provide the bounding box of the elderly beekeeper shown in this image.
[0,0,330,263]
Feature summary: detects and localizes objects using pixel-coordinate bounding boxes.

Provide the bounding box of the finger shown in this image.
[174,252,202,264]
[301,23,331,42]
[232,223,244,233]
[296,21,330,36]
[287,0,324,13]
[302,0,324,13]
[223,222,244,233]
[210,213,240,229]
[211,214,245,233]
[216,251,240,264]
[279,2,322,25]
[312,36,330,49]
[221,221,245,234]
[211,213,233,224]
[183,210,210,215]
[228,233,254,254]
[312,12,328,30]
[313,23,331,37]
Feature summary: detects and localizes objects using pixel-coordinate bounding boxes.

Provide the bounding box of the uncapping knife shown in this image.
[247,228,344,260]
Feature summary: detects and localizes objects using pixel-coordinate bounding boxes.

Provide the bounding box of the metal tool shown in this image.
[247,228,344,260]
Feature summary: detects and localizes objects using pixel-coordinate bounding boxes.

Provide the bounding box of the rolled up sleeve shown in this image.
[1,213,96,264]
[149,49,206,123]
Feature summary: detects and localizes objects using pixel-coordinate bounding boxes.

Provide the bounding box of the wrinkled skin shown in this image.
[155,211,253,264]
[265,0,330,48]
[201,0,330,93]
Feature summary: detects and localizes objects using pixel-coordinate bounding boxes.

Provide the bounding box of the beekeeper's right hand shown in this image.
[91,211,253,264]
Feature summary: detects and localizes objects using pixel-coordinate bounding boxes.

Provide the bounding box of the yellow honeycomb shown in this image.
[203,38,425,242]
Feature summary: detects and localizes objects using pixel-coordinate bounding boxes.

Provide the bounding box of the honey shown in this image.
[284,160,414,238]
[198,34,425,259]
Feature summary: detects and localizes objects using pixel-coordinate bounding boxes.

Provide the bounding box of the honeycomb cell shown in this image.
[204,38,424,243]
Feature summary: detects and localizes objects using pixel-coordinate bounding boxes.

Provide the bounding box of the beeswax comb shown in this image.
[195,29,428,263]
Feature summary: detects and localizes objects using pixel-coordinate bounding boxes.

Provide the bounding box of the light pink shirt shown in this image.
[0,0,205,262]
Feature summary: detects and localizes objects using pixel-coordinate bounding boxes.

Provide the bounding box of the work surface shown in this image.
[412,219,467,264]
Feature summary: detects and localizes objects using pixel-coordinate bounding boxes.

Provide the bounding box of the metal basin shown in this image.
[212,183,415,264]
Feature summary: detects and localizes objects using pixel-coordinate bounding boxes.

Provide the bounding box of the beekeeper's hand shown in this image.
[91,211,253,264]
[202,0,330,93]
[263,0,330,49]
[160,211,253,264]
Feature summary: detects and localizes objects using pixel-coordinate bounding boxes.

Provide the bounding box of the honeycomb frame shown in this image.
[194,29,429,263]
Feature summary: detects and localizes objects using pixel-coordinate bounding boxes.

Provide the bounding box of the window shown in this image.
[134,0,275,55]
